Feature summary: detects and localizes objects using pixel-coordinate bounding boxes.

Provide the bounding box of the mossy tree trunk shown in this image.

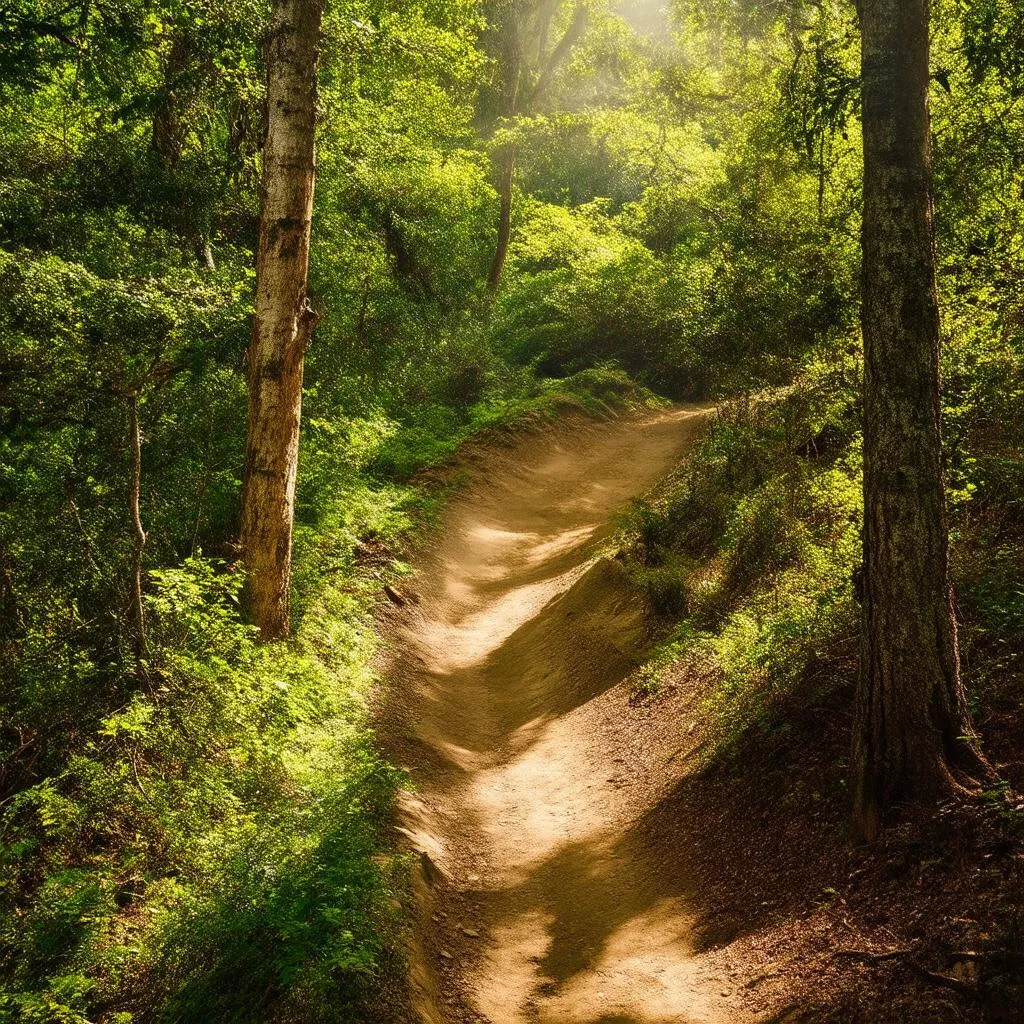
[853,0,984,842]
[241,0,323,640]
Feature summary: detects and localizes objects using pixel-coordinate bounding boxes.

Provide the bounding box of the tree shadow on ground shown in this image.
[488,661,1024,1021]
[487,668,856,992]
[397,554,648,771]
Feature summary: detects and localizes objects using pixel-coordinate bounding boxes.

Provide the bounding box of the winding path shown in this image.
[383,407,747,1024]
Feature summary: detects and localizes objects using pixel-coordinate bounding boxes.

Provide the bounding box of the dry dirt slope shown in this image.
[378,406,758,1024]
[375,405,1024,1024]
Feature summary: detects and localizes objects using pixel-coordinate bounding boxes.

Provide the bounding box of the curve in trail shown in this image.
[384,407,746,1024]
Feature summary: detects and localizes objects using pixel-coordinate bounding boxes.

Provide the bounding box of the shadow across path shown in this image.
[387,407,741,1024]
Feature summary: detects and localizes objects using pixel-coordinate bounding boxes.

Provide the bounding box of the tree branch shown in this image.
[527,3,588,108]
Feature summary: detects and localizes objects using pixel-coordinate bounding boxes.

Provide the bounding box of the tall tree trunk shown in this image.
[487,11,522,293]
[852,0,983,842]
[487,146,517,292]
[527,5,588,107]
[486,3,589,292]
[127,392,148,666]
[241,0,323,640]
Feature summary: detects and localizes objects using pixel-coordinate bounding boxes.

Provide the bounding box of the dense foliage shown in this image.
[1,0,1023,1020]
[621,0,1024,813]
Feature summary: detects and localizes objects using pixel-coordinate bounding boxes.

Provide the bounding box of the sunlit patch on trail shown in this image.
[388,408,734,1022]
[414,562,593,673]
[536,897,725,1024]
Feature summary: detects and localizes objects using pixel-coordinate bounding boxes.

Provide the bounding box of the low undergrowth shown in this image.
[0,366,648,1024]
[363,364,661,482]
[622,347,1024,770]
[2,535,408,1024]
[622,356,863,756]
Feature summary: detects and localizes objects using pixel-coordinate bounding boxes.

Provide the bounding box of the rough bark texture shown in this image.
[853,0,980,841]
[241,0,323,640]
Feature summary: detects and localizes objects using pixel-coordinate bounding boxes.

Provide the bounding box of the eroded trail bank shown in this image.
[380,407,747,1024]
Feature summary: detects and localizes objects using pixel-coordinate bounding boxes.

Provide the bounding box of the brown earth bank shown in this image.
[373,408,1024,1024]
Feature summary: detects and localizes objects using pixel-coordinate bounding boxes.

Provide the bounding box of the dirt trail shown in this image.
[383,407,749,1024]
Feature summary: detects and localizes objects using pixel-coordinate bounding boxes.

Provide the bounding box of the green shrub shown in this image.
[621,370,861,753]
[0,551,407,1023]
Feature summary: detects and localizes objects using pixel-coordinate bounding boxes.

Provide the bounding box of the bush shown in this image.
[620,366,861,753]
[0,553,407,1024]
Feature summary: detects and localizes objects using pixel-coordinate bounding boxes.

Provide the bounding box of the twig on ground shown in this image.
[908,962,978,998]
[833,947,914,962]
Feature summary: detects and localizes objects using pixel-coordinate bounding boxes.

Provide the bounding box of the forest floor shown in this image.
[376,407,1024,1024]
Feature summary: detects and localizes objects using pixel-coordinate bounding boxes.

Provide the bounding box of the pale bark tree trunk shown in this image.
[852,0,984,842]
[241,0,323,640]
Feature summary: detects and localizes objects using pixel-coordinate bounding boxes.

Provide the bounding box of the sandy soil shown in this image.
[379,407,750,1024]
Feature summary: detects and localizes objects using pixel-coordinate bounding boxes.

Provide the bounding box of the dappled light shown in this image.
[3,0,1023,1021]
[386,409,741,1020]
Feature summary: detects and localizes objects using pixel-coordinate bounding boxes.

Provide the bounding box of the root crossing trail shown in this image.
[384,407,745,1024]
